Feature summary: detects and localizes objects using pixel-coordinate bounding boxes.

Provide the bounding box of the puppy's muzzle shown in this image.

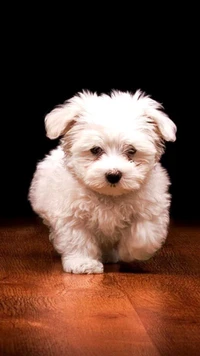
[105,170,122,184]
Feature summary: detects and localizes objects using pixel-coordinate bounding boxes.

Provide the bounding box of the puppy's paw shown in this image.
[62,257,104,274]
[118,246,155,262]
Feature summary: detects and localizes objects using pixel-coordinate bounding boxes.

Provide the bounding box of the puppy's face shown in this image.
[45,90,177,196]
[64,122,157,195]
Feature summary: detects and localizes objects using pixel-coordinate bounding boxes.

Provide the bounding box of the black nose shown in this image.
[105,170,122,184]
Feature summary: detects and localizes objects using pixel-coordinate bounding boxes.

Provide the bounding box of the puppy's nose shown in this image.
[105,170,122,184]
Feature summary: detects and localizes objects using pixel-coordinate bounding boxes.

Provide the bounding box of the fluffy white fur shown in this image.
[29,90,177,274]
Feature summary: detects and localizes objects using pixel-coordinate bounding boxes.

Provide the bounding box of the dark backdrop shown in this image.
[1,10,199,221]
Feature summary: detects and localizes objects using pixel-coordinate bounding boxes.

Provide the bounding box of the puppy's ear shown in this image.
[45,103,78,140]
[136,91,177,142]
[45,95,83,139]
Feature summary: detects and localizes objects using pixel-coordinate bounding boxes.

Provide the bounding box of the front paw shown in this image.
[118,247,155,262]
[118,220,165,262]
[62,257,104,274]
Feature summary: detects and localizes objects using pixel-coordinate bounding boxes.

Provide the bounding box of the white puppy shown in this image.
[29,90,176,274]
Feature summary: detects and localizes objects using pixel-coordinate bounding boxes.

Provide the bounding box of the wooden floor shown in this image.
[0,218,200,356]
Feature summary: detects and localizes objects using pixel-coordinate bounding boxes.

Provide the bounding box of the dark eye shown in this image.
[90,146,104,156]
[127,147,136,155]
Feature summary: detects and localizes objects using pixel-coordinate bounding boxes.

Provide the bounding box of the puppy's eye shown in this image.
[90,146,104,156]
[127,147,136,155]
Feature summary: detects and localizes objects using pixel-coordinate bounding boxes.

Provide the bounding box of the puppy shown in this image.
[29,90,176,274]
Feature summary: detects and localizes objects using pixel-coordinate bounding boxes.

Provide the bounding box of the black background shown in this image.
[1,7,199,221]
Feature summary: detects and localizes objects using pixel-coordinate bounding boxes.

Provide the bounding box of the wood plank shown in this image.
[0,219,200,355]
[0,219,159,356]
[113,222,200,355]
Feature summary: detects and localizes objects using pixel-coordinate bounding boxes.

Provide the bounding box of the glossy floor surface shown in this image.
[0,219,200,355]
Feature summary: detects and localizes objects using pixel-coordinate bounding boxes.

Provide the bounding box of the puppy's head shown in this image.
[45,90,176,196]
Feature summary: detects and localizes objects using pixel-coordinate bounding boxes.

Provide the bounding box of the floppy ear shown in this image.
[136,91,177,142]
[44,90,94,139]
[44,101,79,140]
[146,108,177,142]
